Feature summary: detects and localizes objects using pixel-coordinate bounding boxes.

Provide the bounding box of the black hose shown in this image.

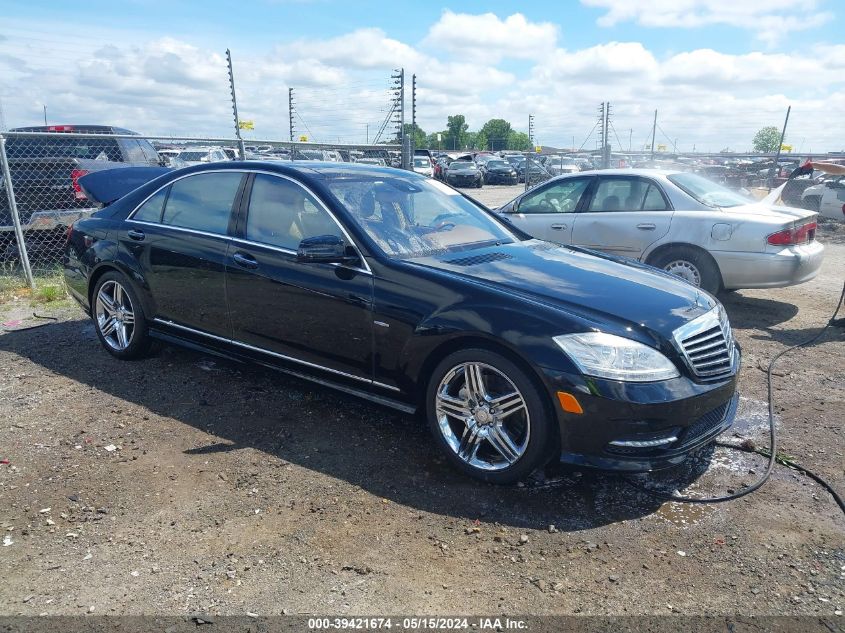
[626,281,845,516]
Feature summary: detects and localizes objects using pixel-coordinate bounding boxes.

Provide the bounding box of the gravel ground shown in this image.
[0,186,843,617]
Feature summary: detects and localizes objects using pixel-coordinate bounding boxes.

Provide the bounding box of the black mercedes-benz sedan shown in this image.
[444,161,484,188]
[64,162,740,484]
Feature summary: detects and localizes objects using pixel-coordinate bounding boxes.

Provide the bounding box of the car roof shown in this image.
[573,168,682,177]
[9,125,139,134]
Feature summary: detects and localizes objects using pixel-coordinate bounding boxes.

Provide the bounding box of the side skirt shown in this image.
[148,328,417,415]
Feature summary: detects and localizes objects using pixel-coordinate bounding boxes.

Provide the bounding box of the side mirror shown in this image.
[297,235,357,264]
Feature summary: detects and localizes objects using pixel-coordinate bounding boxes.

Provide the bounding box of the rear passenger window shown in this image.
[642,184,669,210]
[161,173,242,234]
[132,187,168,223]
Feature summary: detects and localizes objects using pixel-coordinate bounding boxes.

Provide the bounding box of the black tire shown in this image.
[476,178,483,189]
[91,271,152,360]
[650,247,722,295]
[425,348,556,484]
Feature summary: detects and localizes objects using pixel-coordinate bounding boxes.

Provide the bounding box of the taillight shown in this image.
[70,169,89,200]
[47,125,75,132]
[767,221,817,246]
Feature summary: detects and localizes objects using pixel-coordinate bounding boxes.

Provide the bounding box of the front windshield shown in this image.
[413,158,430,167]
[327,176,519,259]
[450,161,476,170]
[487,160,509,168]
[668,172,751,208]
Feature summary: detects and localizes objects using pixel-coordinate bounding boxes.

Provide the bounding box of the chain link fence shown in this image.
[0,129,399,292]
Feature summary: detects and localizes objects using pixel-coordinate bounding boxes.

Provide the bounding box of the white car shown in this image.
[171,147,228,167]
[413,156,433,177]
[801,176,845,222]
[497,169,824,294]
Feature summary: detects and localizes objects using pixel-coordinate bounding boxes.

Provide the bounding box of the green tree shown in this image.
[752,126,781,153]
[507,131,531,151]
[446,114,469,150]
[403,123,427,148]
[479,119,512,151]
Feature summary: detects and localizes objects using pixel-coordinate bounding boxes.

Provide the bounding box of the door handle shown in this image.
[550,223,567,230]
[232,252,259,269]
[636,223,656,230]
[127,229,145,241]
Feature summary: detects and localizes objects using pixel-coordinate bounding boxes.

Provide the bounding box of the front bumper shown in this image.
[486,173,518,184]
[446,176,479,187]
[714,241,824,289]
[539,350,741,472]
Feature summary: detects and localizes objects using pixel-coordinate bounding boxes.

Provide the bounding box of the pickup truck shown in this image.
[1,125,162,260]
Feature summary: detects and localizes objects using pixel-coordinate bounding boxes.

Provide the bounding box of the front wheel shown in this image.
[92,271,152,359]
[425,349,556,484]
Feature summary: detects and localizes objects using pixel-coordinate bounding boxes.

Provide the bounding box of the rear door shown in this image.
[124,171,245,338]
[504,176,592,244]
[570,175,674,258]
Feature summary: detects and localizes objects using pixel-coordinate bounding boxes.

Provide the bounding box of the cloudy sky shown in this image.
[1,0,844,152]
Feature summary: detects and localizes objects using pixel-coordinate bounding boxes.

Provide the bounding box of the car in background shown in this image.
[412,156,433,177]
[171,147,229,167]
[517,159,552,185]
[157,148,182,165]
[1,124,162,261]
[355,157,387,166]
[292,149,342,162]
[801,176,845,221]
[65,161,740,483]
[544,156,581,176]
[433,157,450,181]
[444,160,483,188]
[497,169,823,294]
[483,159,518,185]
[221,147,241,161]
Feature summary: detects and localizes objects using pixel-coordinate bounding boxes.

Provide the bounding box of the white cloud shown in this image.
[424,11,559,60]
[581,0,834,45]
[1,12,844,152]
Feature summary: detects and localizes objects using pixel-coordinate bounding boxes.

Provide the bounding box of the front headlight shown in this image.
[553,332,679,382]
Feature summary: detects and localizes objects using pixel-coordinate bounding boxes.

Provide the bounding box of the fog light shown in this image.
[556,391,583,414]
[608,436,677,448]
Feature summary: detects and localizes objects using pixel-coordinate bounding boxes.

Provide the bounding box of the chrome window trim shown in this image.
[152,318,400,393]
[126,219,229,241]
[125,168,372,274]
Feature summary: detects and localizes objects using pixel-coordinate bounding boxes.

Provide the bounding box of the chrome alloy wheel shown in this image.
[95,280,135,351]
[435,362,530,471]
[663,259,702,287]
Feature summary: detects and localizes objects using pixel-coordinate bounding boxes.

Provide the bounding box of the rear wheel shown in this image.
[92,271,152,360]
[650,247,722,295]
[425,348,555,484]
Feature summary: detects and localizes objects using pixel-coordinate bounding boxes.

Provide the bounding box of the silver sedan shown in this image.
[496,169,824,294]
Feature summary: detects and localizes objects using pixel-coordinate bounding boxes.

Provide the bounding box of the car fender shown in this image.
[397,302,582,391]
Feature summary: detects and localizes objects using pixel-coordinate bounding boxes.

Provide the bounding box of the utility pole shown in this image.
[390,68,407,167]
[604,102,612,168]
[528,114,535,146]
[43,105,47,126]
[770,105,791,190]
[288,88,295,142]
[0,97,7,131]
[650,109,657,160]
[225,49,246,159]
[411,74,417,137]
[629,128,632,153]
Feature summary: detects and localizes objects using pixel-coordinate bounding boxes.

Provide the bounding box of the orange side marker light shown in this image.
[556,391,583,414]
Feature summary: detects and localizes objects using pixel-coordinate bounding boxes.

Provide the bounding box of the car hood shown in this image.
[410,240,715,338]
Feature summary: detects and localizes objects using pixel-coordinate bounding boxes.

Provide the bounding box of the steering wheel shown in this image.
[536,198,556,212]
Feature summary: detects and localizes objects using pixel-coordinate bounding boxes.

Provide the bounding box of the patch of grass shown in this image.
[35,284,62,303]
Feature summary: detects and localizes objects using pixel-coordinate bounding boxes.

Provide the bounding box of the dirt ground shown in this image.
[0,184,843,617]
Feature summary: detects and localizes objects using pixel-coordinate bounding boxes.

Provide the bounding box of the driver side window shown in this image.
[519,178,590,214]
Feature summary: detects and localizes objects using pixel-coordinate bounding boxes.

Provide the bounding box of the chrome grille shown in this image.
[673,306,736,380]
